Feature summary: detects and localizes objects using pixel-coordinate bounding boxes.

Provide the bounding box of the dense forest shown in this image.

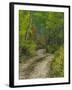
[19,10,64,78]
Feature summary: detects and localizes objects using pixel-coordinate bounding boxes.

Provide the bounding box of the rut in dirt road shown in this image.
[19,54,54,79]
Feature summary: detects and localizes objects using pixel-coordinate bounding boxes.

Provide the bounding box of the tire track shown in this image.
[19,54,54,79]
[28,56,54,79]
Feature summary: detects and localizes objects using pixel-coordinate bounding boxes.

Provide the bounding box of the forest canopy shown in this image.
[19,10,64,56]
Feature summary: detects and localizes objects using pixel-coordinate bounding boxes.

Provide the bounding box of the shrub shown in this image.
[46,44,59,53]
[20,40,37,57]
[49,46,64,77]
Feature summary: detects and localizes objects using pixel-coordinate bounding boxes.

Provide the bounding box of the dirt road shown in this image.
[19,54,54,79]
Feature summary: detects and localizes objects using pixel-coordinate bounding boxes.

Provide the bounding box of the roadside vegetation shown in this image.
[49,46,64,77]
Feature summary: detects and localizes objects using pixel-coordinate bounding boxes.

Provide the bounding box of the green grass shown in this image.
[49,46,64,77]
